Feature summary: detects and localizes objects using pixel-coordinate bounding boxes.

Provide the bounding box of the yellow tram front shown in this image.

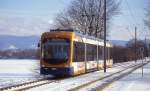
[40,30,74,76]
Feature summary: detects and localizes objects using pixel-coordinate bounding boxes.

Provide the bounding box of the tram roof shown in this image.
[50,29,112,43]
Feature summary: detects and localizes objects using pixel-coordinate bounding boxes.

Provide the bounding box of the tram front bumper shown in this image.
[40,67,74,76]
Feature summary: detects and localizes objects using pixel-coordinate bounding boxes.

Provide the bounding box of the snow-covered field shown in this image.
[28,60,147,91]
[0,59,149,91]
[0,59,43,88]
[103,59,150,91]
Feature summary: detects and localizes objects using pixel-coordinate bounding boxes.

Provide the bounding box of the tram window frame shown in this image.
[74,42,85,62]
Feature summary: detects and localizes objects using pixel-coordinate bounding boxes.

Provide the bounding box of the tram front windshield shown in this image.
[42,39,70,64]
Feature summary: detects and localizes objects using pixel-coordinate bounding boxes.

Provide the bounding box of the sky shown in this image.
[0,0,149,40]
[109,0,150,40]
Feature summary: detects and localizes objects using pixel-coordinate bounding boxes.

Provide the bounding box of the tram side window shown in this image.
[86,44,97,61]
[74,42,85,62]
[98,46,103,60]
[87,44,92,61]
[93,45,97,60]
[106,48,108,60]
[106,47,111,60]
[106,47,113,60]
[110,47,113,59]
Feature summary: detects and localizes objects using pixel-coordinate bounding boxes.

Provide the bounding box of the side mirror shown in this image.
[38,43,40,47]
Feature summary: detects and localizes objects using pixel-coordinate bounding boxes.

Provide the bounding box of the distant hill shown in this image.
[0,35,149,50]
[110,39,150,47]
[110,40,128,46]
[0,35,40,50]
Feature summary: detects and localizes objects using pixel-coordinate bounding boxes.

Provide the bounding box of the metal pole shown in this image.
[140,47,144,77]
[145,36,147,62]
[104,0,107,73]
[85,43,87,72]
[142,51,143,77]
[97,44,99,70]
[135,26,137,63]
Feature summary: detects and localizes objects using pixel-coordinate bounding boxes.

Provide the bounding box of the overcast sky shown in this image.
[0,0,149,40]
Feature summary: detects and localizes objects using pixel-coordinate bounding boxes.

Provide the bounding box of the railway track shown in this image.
[0,62,148,91]
[0,77,56,91]
[69,61,149,91]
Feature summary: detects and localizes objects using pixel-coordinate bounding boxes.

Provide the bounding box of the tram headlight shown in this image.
[41,65,45,67]
[65,64,70,67]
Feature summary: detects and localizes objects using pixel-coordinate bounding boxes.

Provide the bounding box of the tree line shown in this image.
[0,49,40,59]
[0,39,149,63]
[113,39,150,63]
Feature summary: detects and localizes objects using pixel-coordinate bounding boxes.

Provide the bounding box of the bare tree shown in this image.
[144,1,150,30]
[54,0,120,39]
[126,39,148,59]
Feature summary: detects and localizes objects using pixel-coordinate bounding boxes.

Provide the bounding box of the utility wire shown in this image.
[124,0,147,39]
[126,27,135,38]
[116,0,135,39]
[124,0,138,26]
[123,0,142,40]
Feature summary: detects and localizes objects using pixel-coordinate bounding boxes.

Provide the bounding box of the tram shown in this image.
[39,29,113,76]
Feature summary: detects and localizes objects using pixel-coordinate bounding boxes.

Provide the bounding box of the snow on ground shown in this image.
[28,61,145,91]
[0,59,43,88]
[103,59,150,91]
[0,59,149,91]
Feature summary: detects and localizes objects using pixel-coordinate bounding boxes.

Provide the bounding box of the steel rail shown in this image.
[69,62,149,91]
[0,78,55,91]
